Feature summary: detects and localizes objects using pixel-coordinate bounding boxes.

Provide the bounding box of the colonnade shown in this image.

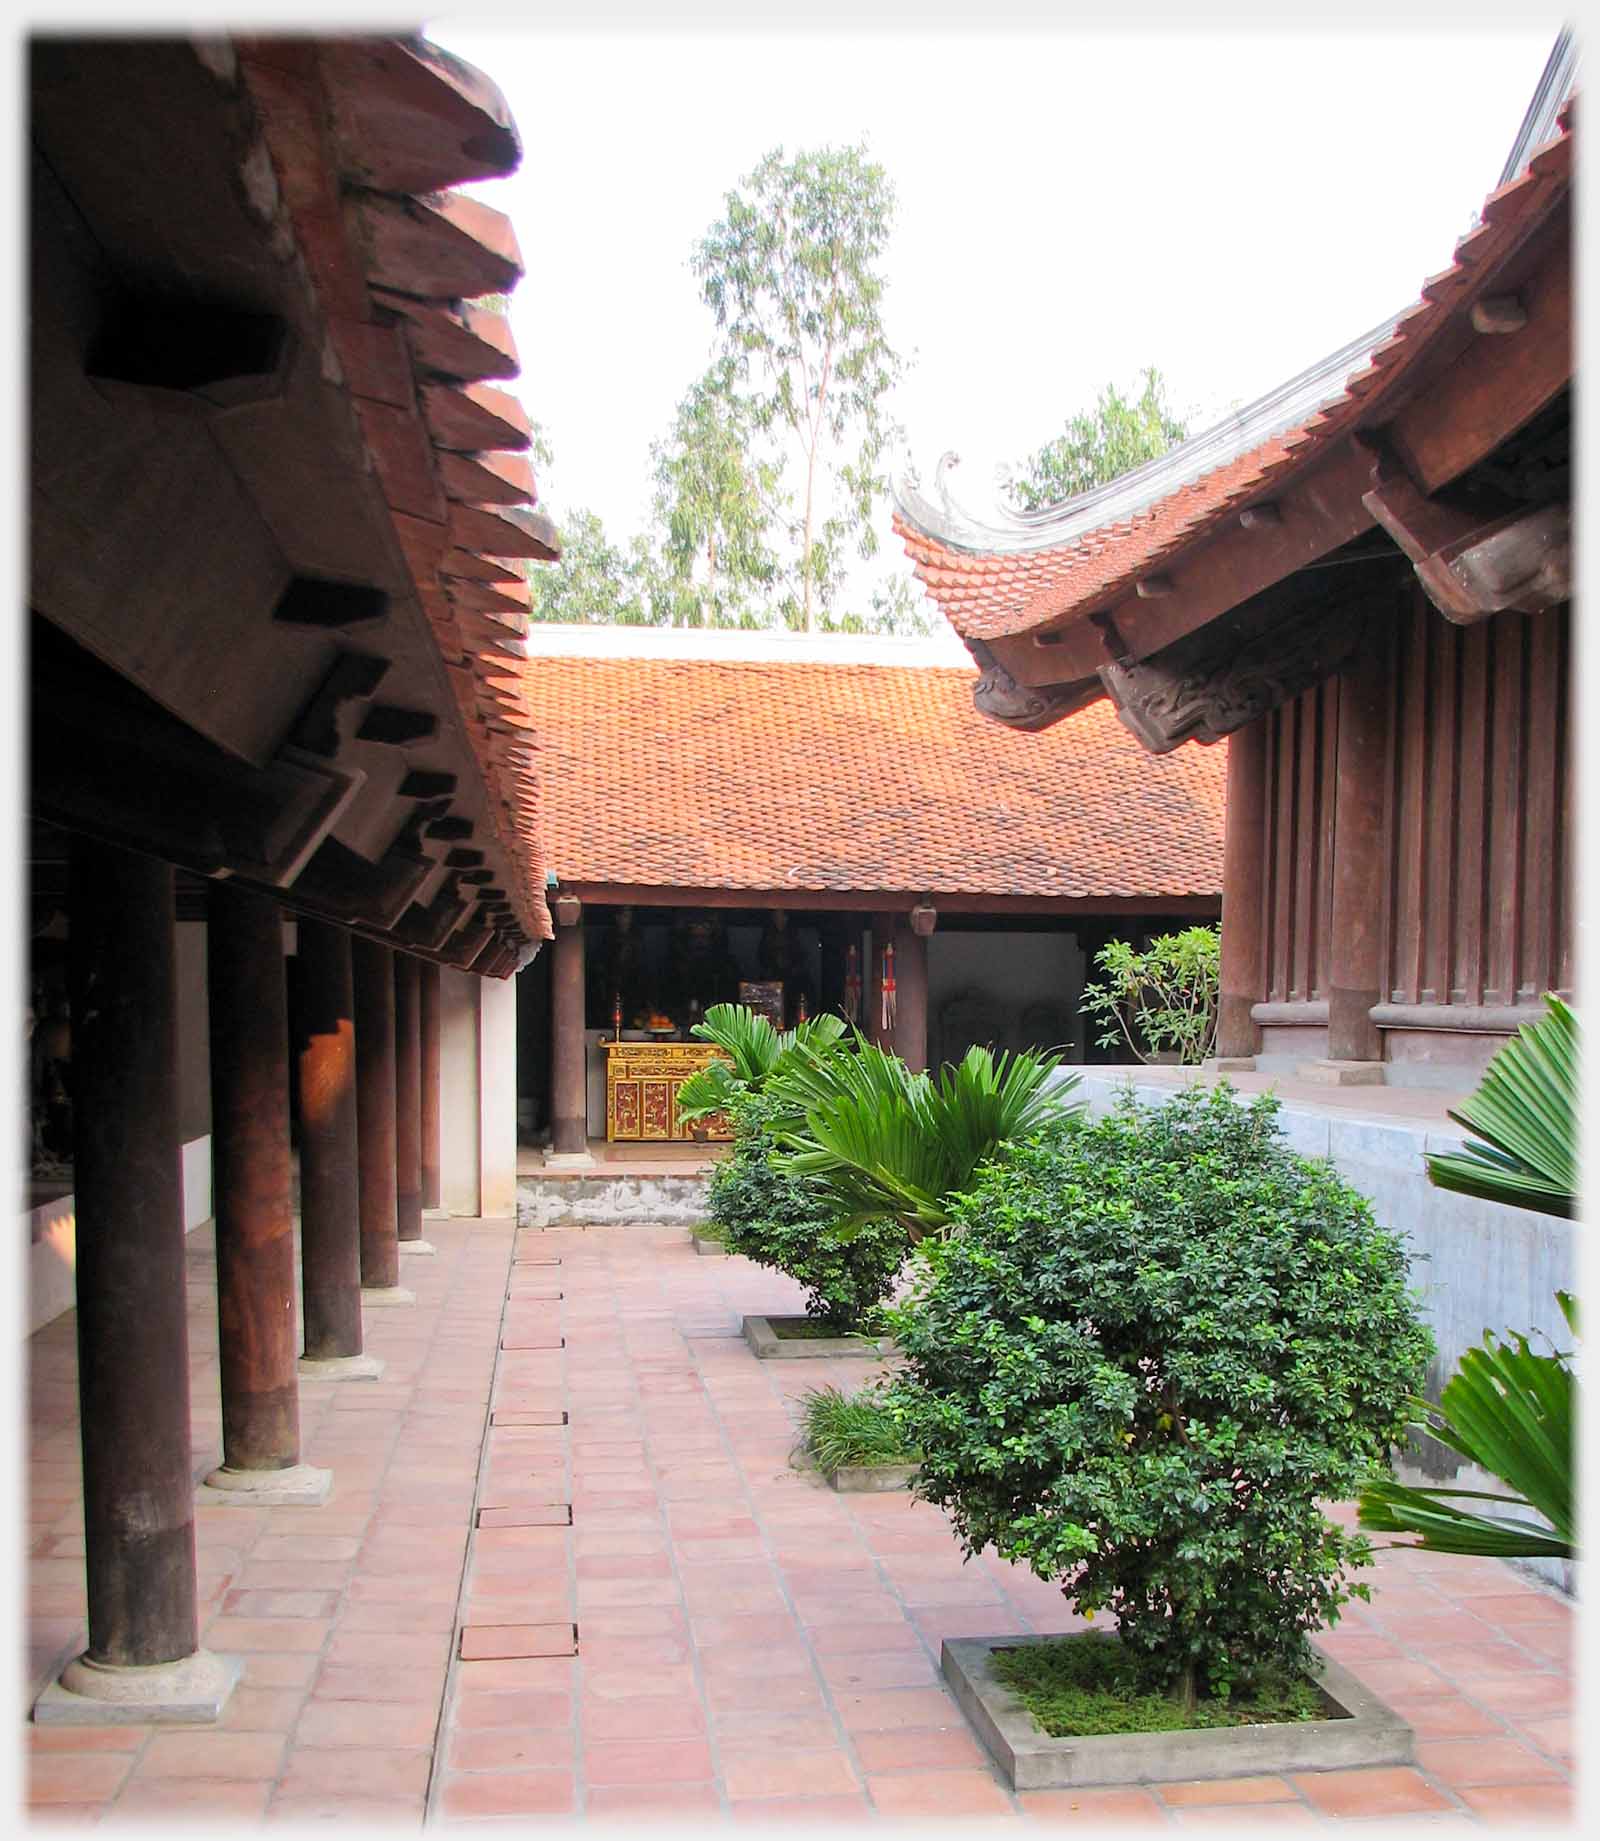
[38,835,509,1723]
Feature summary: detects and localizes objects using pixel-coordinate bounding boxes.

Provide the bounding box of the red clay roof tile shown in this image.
[505,654,1225,900]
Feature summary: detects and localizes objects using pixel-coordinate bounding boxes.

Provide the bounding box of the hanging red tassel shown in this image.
[882,939,897,1036]
[844,943,861,1024]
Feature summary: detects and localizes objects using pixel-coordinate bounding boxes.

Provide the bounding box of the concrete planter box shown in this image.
[941,1633,1413,1791]
[742,1314,896,1361]
[692,1235,727,1257]
[827,1460,919,1493]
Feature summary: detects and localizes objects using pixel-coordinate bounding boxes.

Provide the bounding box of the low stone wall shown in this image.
[516,1171,712,1230]
[1066,1070,1577,1596]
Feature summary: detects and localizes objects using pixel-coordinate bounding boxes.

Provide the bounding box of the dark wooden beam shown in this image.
[554,882,1220,918]
[273,577,389,630]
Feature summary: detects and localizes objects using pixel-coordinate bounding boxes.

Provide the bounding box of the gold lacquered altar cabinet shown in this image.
[605,1042,733,1141]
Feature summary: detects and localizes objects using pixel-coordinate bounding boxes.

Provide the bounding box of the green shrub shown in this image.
[1080,925,1220,1065]
[887,1082,1432,1704]
[707,1093,907,1331]
[801,1385,918,1471]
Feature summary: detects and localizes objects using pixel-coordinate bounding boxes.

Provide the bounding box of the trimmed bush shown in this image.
[888,1083,1432,1703]
[707,1093,907,1331]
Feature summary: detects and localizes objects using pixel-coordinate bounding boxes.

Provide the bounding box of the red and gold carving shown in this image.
[605,1042,733,1143]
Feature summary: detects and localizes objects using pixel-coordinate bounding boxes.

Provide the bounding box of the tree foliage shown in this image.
[1007,366,1189,512]
[887,1084,1432,1703]
[1080,926,1220,1066]
[693,142,904,630]
[704,1092,907,1330]
[652,364,782,627]
[525,506,660,626]
[769,1035,1078,1242]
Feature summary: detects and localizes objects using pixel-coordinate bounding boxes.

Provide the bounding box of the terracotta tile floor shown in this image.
[24,1222,1577,1828]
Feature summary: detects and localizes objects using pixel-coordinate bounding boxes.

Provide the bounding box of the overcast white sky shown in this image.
[428,16,1559,602]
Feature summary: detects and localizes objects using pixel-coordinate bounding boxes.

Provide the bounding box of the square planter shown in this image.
[692,1235,727,1258]
[742,1314,896,1361]
[941,1633,1413,1791]
[827,1460,919,1493]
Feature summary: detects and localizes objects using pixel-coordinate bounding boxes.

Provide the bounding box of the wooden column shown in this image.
[295,919,380,1377]
[204,885,329,1501]
[1327,653,1390,1064]
[1216,717,1269,1059]
[893,919,930,1073]
[393,953,423,1244]
[549,904,590,1160]
[66,841,198,1669]
[352,937,410,1303]
[419,961,442,1213]
[867,913,897,1052]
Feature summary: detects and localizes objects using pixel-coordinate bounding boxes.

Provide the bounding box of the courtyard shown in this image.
[26,1217,1575,1827]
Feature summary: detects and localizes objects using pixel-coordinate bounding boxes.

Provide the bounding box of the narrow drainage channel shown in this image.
[422,1222,572,1823]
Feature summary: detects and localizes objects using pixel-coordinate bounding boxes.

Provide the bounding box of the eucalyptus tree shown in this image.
[693,142,904,631]
[1007,366,1189,511]
[652,364,781,627]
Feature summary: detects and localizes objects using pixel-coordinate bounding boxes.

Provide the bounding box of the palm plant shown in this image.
[1425,994,1577,1218]
[1357,1294,1577,1560]
[1359,996,1579,1561]
[769,1033,1079,1242]
[675,1002,848,1122]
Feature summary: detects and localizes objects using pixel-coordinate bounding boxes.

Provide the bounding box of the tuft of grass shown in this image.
[991,1636,1334,1738]
[801,1386,918,1472]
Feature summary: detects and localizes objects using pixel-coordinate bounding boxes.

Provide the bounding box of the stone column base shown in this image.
[35,1649,243,1726]
[422,1207,451,1221]
[198,1462,333,1506]
[542,1151,597,1170]
[361,1284,416,1308]
[298,1351,385,1382]
[399,1239,437,1257]
[1202,1056,1257,1073]
[1297,1058,1385,1087]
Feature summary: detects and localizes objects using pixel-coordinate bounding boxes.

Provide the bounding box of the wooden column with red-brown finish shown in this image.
[295,917,370,1363]
[206,881,306,1478]
[1327,647,1390,1063]
[352,936,404,1295]
[893,918,930,1073]
[394,952,423,1242]
[867,913,897,1053]
[1216,717,1269,1059]
[67,839,199,1667]
[419,960,442,1212]
[550,902,588,1156]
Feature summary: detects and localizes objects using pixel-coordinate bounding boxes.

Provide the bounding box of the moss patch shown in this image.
[991,1636,1336,1739]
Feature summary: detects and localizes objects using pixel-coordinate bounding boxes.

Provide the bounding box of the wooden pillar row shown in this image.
[548,904,592,1164]
[893,918,930,1074]
[1327,651,1390,1065]
[352,937,412,1306]
[1215,718,1269,1060]
[419,961,443,1215]
[38,839,239,1723]
[394,952,433,1254]
[203,884,330,1502]
[296,918,382,1380]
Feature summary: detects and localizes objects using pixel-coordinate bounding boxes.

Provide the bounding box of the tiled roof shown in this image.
[239,34,558,965]
[895,99,1574,644]
[502,653,1226,899]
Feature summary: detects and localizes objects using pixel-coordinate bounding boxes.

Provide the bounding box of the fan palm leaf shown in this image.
[1357,1292,1577,1560]
[1426,995,1578,1217]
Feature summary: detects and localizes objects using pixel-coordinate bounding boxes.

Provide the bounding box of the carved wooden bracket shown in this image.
[1099,603,1370,754]
[1359,437,1570,624]
[968,641,1096,734]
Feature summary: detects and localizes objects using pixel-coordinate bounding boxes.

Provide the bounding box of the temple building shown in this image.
[500,624,1225,1160]
[895,63,1574,1092]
